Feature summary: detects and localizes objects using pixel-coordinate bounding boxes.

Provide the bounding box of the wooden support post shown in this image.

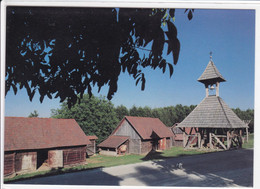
[183,131,186,148]
[209,133,213,149]
[216,82,219,96]
[239,129,244,144]
[94,140,96,154]
[227,131,230,149]
[206,86,209,97]
[246,127,249,143]
[198,133,201,148]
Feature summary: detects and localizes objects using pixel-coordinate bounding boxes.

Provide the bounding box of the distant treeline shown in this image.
[115,104,197,127]
[232,108,254,132]
[51,95,254,143]
[116,105,254,132]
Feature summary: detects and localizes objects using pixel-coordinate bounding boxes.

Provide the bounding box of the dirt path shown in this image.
[8,148,253,187]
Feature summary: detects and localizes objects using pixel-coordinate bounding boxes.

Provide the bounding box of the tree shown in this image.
[51,95,119,143]
[6,7,194,108]
[28,110,39,117]
[115,105,129,121]
[232,108,254,132]
[129,105,138,116]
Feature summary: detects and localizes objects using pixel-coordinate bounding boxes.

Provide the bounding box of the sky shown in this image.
[4,8,255,118]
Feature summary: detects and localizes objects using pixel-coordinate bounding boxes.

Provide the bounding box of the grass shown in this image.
[242,133,254,149]
[5,134,254,183]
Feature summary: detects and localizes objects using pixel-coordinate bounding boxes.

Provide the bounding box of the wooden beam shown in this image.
[227,131,230,149]
[246,127,249,143]
[209,133,213,149]
[198,133,201,148]
[184,134,197,149]
[214,135,227,138]
[183,131,186,148]
[212,133,227,150]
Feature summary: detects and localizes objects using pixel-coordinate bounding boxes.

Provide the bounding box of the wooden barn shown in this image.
[4,117,89,177]
[86,135,98,156]
[177,55,248,150]
[98,116,173,156]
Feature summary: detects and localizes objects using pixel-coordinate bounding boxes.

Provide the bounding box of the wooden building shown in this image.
[4,117,89,177]
[97,136,129,156]
[177,56,248,150]
[86,135,98,156]
[98,116,173,155]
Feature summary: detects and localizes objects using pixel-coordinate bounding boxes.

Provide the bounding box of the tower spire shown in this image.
[209,51,213,61]
[198,54,226,97]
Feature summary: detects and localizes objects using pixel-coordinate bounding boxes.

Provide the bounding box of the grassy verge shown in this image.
[5,134,254,183]
[242,133,254,149]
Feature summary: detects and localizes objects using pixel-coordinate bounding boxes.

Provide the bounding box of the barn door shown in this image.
[159,138,166,150]
[48,150,63,168]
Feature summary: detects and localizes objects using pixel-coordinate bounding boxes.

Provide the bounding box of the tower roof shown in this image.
[176,96,248,129]
[198,60,226,85]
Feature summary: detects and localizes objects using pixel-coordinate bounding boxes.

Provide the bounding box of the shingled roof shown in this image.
[98,135,129,148]
[5,117,89,151]
[177,96,248,129]
[198,60,226,84]
[113,116,173,140]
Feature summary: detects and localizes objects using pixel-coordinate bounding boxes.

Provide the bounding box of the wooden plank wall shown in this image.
[166,138,172,149]
[4,153,15,176]
[63,146,86,166]
[15,152,37,173]
[114,120,141,140]
[129,139,141,154]
[141,140,153,154]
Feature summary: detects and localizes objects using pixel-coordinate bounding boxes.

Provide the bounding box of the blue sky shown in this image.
[4,8,255,118]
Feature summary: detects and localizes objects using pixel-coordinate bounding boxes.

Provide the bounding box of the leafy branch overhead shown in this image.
[6,7,194,108]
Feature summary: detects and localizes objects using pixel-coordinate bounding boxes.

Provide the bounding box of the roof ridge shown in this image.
[211,61,218,76]
[217,96,232,127]
[211,61,223,79]
[125,116,159,119]
[5,117,75,120]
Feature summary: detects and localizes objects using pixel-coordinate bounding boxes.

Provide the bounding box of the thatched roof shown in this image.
[177,96,248,129]
[198,60,226,84]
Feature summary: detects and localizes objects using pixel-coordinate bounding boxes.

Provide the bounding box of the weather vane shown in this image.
[209,51,213,60]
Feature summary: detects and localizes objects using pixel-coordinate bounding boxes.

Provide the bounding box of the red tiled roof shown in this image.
[5,117,88,151]
[115,116,173,140]
[86,135,98,140]
[98,135,129,148]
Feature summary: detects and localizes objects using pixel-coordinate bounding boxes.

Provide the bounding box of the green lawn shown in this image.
[242,133,254,149]
[5,134,254,183]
